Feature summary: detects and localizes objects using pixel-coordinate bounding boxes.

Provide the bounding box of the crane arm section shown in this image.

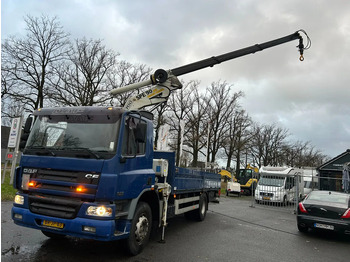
[171,31,306,77]
[110,30,310,110]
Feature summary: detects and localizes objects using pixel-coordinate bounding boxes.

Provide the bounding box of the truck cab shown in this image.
[13,107,157,246]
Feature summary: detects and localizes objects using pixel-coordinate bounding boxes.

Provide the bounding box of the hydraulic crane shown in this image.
[110,30,310,110]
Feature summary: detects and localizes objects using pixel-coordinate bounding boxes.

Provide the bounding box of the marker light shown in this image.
[76,186,85,193]
[14,195,24,205]
[86,206,112,217]
[28,181,36,187]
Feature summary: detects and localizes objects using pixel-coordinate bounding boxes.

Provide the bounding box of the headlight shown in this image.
[86,206,112,217]
[14,195,24,205]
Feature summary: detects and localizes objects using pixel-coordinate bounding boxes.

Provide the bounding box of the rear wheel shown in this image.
[195,193,207,221]
[125,202,152,256]
[184,193,208,221]
[297,223,308,233]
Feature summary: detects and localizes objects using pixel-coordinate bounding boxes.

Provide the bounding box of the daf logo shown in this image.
[23,168,37,174]
[85,174,99,179]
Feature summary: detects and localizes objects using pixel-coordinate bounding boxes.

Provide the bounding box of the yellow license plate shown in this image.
[263,197,270,200]
[43,220,64,229]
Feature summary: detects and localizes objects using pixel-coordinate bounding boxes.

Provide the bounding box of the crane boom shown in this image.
[110,30,310,110]
[171,32,304,77]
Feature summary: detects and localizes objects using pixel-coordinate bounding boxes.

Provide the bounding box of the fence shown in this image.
[245,173,348,214]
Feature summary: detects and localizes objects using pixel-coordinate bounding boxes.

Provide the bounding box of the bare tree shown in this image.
[1,15,70,111]
[48,38,118,106]
[284,140,327,167]
[167,81,193,166]
[185,82,209,167]
[250,123,289,167]
[205,81,243,163]
[223,109,251,171]
[108,61,152,107]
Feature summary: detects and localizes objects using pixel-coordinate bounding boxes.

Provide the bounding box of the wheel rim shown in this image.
[135,214,149,244]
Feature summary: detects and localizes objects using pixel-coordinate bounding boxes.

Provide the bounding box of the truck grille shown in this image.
[29,168,99,185]
[260,192,274,197]
[29,194,82,219]
[24,168,100,219]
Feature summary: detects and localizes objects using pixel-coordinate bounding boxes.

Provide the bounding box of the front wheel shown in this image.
[282,195,287,206]
[125,202,152,256]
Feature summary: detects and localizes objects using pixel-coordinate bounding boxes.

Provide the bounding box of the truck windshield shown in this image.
[259,176,285,187]
[24,115,121,159]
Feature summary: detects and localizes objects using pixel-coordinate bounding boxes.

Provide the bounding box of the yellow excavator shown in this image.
[236,164,259,195]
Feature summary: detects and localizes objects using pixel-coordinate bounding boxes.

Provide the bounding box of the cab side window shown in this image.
[122,117,147,156]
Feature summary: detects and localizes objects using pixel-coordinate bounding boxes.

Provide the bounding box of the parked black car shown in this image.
[297,190,350,235]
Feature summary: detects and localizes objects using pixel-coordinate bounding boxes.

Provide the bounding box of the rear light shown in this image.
[341,208,350,219]
[298,202,308,213]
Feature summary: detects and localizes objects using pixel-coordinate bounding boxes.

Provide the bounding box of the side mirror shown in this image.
[23,116,33,133]
[19,116,34,150]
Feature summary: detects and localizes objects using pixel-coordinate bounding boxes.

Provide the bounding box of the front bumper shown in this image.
[297,214,350,234]
[255,193,285,203]
[12,206,131,241]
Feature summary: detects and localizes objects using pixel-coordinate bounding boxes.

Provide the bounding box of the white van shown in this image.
[302,168,318,198]
[255,167,304,205]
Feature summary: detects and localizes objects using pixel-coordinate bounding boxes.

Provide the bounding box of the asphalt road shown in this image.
[2,196,349,262]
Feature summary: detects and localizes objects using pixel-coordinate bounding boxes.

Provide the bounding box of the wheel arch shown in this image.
[127,189,160,223]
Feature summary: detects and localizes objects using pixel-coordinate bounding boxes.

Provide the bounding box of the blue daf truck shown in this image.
[12,106,221,255]
[12,30,310,255]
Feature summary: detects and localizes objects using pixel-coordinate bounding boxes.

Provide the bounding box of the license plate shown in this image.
[43,220,64,229]
[263,197,270,200]
[314,223,334,230]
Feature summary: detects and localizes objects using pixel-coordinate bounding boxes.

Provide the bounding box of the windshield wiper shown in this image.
[25,146,56,156]
[67,147,101,159]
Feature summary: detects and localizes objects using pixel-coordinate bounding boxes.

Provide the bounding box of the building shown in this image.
[317,149,350,192]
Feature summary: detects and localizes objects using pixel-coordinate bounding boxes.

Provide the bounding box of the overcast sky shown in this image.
[1,0,349,158]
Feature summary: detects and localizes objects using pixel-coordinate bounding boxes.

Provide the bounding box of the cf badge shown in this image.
[85,174,99,179]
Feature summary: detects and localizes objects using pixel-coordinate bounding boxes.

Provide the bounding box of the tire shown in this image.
[41,230,66,239]
[194,193,208,221]
[282,195,287,206]
[184,194,208,221]
[125,202,152,256]
[297,223,308,233]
